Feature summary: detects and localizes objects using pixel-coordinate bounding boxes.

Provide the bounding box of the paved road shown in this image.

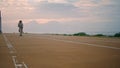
[2,33,120,68]
[0,34,14,68]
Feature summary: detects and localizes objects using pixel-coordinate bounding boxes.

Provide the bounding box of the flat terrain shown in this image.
[0,34,14,68]
[1,33,120,68]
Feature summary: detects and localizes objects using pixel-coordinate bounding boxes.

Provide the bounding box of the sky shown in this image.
[0,0,120,35]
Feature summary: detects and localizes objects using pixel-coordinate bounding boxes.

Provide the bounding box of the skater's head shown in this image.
[19,20,22,23]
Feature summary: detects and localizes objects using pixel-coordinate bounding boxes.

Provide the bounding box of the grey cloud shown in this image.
[65,21,120,35]
[34,1,83,18]
[25,20,67,33]
[88,0,120,20]
[66,0,80,3]
[3,19,120,35]
[24,20,120,35]
[3,22,18,33]
[66,0,102,3]
[91,0,102,4]
[111,0,120,5]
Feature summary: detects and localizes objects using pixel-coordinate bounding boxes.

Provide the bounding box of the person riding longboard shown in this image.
[18,20,23,36]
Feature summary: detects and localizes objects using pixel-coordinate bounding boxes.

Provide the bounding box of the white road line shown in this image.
[3,34,28,68]
[3,35,16,53]
[12,56,28,68]
[40,36,120,50]
[23,62,28,68]
[12,56,19,68]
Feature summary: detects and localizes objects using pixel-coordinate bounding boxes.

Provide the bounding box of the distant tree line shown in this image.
[114,32,120,37]
[64,32,120,37]
[73,32,88,36]
[72,32,105,37]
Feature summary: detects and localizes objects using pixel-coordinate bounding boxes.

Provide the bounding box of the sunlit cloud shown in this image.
[73,0,113,7]
[47,0,67,3]
[74,0,98,7]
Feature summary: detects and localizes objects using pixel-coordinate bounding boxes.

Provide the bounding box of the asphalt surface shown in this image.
[0,33,120,68]
[0,34,14,68]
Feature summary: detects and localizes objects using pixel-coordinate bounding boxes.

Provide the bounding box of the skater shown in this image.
[18,20,23,36]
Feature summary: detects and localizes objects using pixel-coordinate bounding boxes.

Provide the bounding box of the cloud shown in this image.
[34,1,83,18]
[0,0,35,21]
[29,0,67,4]
[24,19,120,34]
[71,0,120,22]
[1,0,120,34]
[66,0,79,3]
[25,20,68,33]
[47,0,67,3]
[88,0,120,20]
